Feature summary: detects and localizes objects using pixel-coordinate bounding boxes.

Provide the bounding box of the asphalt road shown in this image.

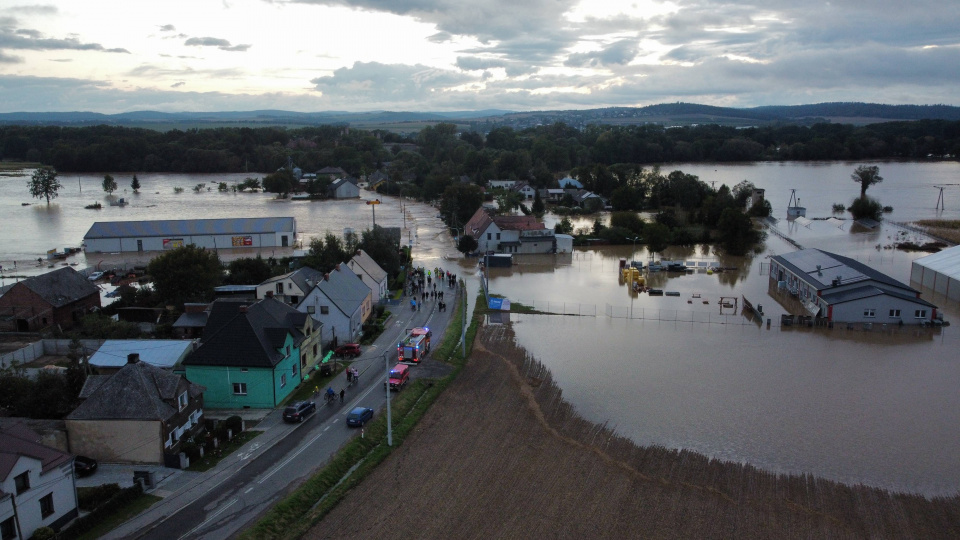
[124,286,460,540]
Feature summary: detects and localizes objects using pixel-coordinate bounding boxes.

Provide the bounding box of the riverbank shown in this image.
[306,322,960,539]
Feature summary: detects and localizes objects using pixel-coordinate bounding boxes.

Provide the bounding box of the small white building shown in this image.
[911,244,960,303]
[0,424,78,539]
[555,234,574,253]
[83,217,296,253]
[329,178,360,199]
[256,267,324,306]
[487,180,516,190]
[770,248,938,324]
[347,250,389,301]
[464,208,556,255]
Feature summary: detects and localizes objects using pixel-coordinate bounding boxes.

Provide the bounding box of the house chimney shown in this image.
[127,353,140,364]
[324,273,330,281]
[335,263,341,271]
[239,305,248,313]
[356,249,362,256]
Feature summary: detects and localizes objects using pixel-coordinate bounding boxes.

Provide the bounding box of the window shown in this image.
[320,306,329,315]
[178,391,188,411]
[280,374,287,388]
[233,382,247,395]
[40,493,55,518]
[285,345,291,356]
[487,233,491,240]
[276,283,283,294]
[292,363,297,375]
[496,233,501,240]
[863,309,876,318]
[313,344,318,356]
[889,309,901,318]
[240,368,248,373]
[915,309,928,319]
[14,471,29,494]
[287,283,292,290]
[307,305,315,314]
[2,516,17,540]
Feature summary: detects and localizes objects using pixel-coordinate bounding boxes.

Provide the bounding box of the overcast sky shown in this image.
[0,0,957,113]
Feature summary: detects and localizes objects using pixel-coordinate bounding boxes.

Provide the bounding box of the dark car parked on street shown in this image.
[283,400,317,423]
[74,455,98,477]
[346,407,373,427]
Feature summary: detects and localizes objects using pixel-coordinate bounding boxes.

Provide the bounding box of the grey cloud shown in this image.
[564,40,639,67]
[427,32,451,43]
[311,61,475,107]
[127,64,245,78]
[184,37,231,47]
[171,81,185,88]
[0,50,23,63]
[15,28,40,37]
[5,4,57,15]
[184,36,250,51]
[159,24,176,32]
[50,58,71,62]
[0,30,130,53]
[456,56,506,71]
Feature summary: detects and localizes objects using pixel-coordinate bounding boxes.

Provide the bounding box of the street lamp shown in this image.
[629,236,640,256]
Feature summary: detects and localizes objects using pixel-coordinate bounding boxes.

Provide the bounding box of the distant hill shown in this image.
[0,102,957,130]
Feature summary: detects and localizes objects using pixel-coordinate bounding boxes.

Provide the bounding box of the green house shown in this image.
[183,298,318,408]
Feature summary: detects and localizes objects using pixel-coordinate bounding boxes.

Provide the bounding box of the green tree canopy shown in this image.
[131,174,141,192]
[358,227,402,278]
[644,222,672,254]
[262,168,296,196]
[146,245,223,307]
[102,174,118,194]
[716,208,761,255]
[28,166,62,203]
[439,183,484,227]
[531,190,545,216]
[457,234,478,255]
[302,233,352,273]
[225,256,274,285]
[851,165,883,198]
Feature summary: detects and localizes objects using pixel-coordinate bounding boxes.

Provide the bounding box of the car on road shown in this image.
[346,406,374,427]
[87,271,104,281]
[282,400,317,423]
[74,455,98,477]
[334,343,362,358]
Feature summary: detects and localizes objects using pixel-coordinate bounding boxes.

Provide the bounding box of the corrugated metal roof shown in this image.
[772,248,911,292]
[84,217,296,239]
[913,245,960,281]
[89,340,193,369]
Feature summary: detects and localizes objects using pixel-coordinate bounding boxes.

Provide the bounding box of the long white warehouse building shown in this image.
[911,244,960,303]
[83,217,296,253]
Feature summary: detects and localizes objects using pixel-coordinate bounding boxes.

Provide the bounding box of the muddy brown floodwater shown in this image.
[307,325,960,539]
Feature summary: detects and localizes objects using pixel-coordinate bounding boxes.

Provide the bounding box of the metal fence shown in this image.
[512,300,597,317]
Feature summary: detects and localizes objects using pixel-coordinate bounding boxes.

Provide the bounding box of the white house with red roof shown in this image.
[463,208,556,255]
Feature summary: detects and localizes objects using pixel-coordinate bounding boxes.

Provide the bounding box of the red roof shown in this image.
[0,423,73,481]
[492,215,544,231]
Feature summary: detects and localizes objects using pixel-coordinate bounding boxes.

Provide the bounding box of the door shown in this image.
[281,235,289,247]
[137,239,143,252]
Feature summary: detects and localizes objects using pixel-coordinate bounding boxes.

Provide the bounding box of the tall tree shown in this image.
[225,256,274,285]
[358,227,402,277]
[102,174,118,194]
[531,190,545,217]
[131,174,141,193]
[146,245,223,307]
[262,168,296,196]
[851,165,883,199]
[27,166,62,204]
[302,233,350,273]
[457,234,478,255]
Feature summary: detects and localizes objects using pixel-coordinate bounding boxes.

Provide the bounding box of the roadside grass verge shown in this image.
[239,288,484,540]
[281,364,345,406]
[187,430,263,472]
[75,493,163,540]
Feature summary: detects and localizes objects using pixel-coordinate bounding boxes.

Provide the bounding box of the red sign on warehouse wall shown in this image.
[231,236,253,247]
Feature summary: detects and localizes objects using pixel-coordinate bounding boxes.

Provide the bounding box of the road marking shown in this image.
[324,426,330,432]
[244,487,253,494]
[180,497,237,539]
[257,428,328,485]
[236,442,262,461]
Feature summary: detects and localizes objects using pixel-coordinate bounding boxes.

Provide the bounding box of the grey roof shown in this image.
[0,423,72,481]
[184,297,308,368]
[302,264,368,317]
[173,311,208,328]
[84,217,295,240]
[0,267,99,308]
[348,250,387,284]
[317,166,346,175]
[913,244,960,281]
[89,340,194,369]
[820,285,937,308]
[260,267,324,293]
[771,249,913,292]
[68,361,204,421]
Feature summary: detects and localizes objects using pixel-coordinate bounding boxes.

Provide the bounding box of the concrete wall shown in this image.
[0,339,103,369]
[66,419,163,464]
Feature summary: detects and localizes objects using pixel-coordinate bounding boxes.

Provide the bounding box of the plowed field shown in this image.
[305,324,960,539]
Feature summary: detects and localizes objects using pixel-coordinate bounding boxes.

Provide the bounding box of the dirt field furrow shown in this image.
[304,323,960,540]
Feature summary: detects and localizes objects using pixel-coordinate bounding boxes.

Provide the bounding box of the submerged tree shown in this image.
[851,165,883,199]
[131,174,141,193]
[102,174,118,194]
[28,166,62,204]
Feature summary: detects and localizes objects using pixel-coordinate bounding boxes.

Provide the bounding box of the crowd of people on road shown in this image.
[407,266,458,311]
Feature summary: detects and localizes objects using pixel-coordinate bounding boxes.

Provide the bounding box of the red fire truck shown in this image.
[397,327,432,363]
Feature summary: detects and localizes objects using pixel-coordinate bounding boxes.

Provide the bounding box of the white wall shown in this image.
[829,296,932,324]
[0,457,76,539]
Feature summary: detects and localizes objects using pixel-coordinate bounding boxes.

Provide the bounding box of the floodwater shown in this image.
[3,161,960,496]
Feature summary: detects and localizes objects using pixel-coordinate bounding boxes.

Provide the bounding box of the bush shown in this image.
[225,415,244,434]
[832,203,846,213]
[32,527,55,540]
[671,228,697,246]
[62,484,144,538]
[78,484,122,511]
[609,212,645,234]
[849,197,883,221]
